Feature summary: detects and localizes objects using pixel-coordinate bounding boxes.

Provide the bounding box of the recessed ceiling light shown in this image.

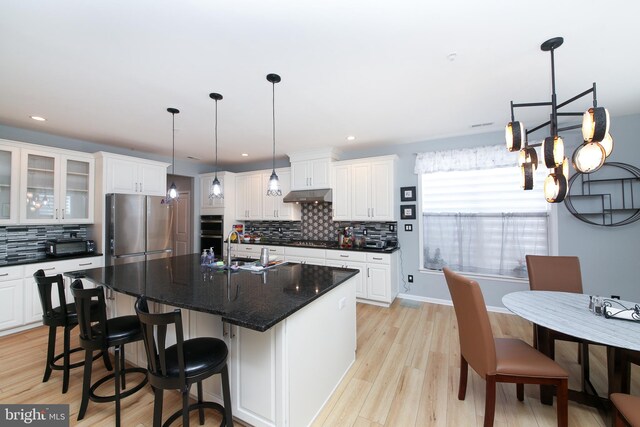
[346,136,356,141]
[447,52,457,62]
[470,122,494,128]
[241,153,249,157]
[30,116,46,121]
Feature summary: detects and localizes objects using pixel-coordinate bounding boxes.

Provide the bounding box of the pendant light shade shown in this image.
[166,107,180,203]
[572,141,606,173]
[518,146,538,170]
[544,172,567,203]
[266,73,282,197]
[543,135,564,168]
[600,133,614,157]
[582,107,610,143]
[521,163,534,190]
[505,121,524,152]
[209,93,224,199]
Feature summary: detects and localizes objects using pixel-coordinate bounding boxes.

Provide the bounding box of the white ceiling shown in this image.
[1,1,639,167]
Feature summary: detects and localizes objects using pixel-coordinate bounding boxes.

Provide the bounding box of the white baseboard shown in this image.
[397,293,513,315]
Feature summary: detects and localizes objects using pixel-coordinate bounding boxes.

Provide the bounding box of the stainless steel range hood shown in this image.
[283,189,332,203]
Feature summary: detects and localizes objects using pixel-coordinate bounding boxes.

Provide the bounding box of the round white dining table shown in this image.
[502,291,640,351]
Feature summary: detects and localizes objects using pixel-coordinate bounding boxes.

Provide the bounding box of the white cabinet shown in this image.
[200,171,235,214]
[332,156,397,221]
[20,149,95,224]
[0,142,20,225]
[100,153,168,196]
[235,173,263,220]
[284,247,326,266]
[0,266,24,332]
[262,169,300,221]
[291,158,332,190]
[363,252,398,305]
[325,251,367,298]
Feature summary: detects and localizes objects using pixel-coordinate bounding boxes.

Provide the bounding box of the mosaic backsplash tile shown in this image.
[244,202,397,243]
[0,225,88,262]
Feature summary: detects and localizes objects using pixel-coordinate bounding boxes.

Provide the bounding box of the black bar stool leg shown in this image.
[182,386,190,427]
[77,350,94,420]
[221,365,233,427]
[120,345,126,389]
[153,387,163,427]
[114,346,121,427]
[197,381,205,425]
[43,326,56,383]
[103,349,113,371]
[62,326,71,393]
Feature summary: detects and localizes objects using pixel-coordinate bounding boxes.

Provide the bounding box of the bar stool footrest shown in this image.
[162,401,227,427]
[88,367,148,403]
[50,347,105,371]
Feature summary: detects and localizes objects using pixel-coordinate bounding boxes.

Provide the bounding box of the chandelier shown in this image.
[505,37,613,203]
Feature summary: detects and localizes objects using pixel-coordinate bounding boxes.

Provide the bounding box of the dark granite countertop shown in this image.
[0,252,104,268]
[66,254,358,332]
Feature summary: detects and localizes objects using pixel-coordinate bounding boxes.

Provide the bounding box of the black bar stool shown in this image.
[135,296,234,427]
[33,269,111,393]
[71,280,148,427]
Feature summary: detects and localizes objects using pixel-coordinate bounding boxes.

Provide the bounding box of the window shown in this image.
[416,145,550,279]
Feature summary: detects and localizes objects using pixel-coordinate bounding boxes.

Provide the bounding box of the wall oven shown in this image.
[200,215,223,257]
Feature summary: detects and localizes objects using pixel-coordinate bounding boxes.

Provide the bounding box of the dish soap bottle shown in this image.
[206,248,215,264]
[200,250,208,265]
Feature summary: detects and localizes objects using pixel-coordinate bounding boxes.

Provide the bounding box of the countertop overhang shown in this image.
[66,254,359,332]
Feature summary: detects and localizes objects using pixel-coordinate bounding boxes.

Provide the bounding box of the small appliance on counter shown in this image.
[46,239,96,257]
[364,240,386,249]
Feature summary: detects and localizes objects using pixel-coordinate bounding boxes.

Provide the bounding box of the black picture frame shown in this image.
[400,204,416,220]
[400,186,416,202]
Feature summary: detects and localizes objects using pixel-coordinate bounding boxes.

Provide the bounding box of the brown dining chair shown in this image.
[611,393,640,427]
[525,255,589,362]
[443,267,569,427]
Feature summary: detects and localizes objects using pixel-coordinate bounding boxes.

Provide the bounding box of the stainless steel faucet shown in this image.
[226,230,239,267]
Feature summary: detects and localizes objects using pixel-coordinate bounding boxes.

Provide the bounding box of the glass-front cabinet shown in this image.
[20,149,94,224]
[0,143,20,224]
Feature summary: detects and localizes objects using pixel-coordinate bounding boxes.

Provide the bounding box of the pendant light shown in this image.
[166,107,180,202]
[266,73,282,196]
[209,93,224,199]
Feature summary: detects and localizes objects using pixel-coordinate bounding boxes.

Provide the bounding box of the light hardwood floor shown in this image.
[0,299,635,426]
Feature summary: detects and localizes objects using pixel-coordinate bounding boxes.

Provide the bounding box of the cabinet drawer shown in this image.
[366,253,390,264]
[0,265,24,282]
[284,247,327,258]
[265,246,285,256]
[23,261,66,278]
[325,250,367,262]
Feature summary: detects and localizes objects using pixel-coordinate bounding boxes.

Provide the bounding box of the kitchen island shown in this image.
[67,254,358,427]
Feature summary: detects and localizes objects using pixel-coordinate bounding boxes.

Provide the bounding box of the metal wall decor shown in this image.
[400,205,416,220]
[505,36,614,204]
[565,162,640,227]
[400,186,416,202]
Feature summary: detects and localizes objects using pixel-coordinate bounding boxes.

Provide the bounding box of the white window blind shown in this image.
[421,161,550,278]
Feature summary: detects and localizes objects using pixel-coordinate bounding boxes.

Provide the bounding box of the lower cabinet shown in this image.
[0,266,24,331]
[189,311,282,427]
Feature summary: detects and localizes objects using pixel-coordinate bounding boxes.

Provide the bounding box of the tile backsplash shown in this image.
[244,202,397,243]
[0,225,88,262]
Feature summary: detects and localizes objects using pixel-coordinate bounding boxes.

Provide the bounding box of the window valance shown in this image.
[414,144,516,174]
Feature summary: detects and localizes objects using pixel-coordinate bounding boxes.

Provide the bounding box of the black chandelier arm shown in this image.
[526,120,551,136]
[557,124,582,132]
[511,101,553,108]
[556,84,596,110]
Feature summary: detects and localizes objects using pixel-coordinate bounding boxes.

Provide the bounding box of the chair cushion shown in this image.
[99,315,142,343]
[163,337,228,378]
[494,338,568,379]
[611,393,640,426]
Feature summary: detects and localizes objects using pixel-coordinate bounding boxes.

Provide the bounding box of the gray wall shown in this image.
[3,114,639,307]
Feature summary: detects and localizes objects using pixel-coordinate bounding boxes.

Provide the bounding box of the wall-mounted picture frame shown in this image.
[400,186,416,202]
[400,204,416,220]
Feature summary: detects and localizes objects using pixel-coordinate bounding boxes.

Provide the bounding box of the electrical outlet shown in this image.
[611,295,620,300]
[404,224,413,232]
[389,224,395,232]
[363,229,368,235]
[277,227,282,232]
[408,275,414,283]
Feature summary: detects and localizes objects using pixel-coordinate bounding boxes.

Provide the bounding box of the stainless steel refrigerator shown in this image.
[105,193,173,265]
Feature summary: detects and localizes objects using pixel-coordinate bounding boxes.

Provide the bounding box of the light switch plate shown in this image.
[404,224,413,232]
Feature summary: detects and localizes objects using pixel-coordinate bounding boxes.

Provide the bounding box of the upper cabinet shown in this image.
[0,142,20,225]
[288,148,340,190]
[97,152,169,196]
[332,155,397,221]
[291,159,331,190]
[235,172,264,220]
[19,148,95,224]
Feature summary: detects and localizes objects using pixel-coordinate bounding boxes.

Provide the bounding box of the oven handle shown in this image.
[201,220,223,224]
[201,233,223,238]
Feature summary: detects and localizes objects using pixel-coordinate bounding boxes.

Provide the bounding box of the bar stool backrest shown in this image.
[135,297,186,388]
[33,269,69,322]
[70,280,109,350]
